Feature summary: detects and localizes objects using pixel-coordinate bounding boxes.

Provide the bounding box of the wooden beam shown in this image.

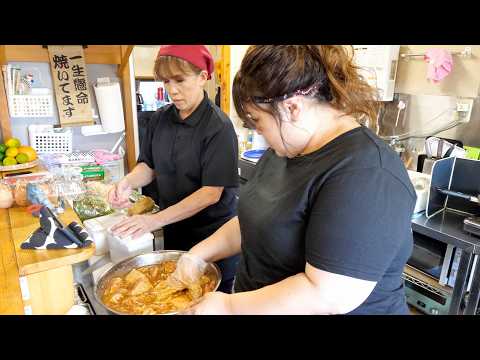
[2,45,122,64]
[135,75,155,80]
[118,45,134,77]
[220,45,231,115]
[119,45,137,172]
[0,68,12,140]
[0,45,6,65]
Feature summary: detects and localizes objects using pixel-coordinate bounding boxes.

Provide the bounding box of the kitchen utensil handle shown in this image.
[58,228,85,247]
[44,206,63,229]
[437,188,475,200]
[68,222,87,244]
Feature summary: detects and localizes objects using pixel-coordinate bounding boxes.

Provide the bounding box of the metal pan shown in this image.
[93,250,221,315]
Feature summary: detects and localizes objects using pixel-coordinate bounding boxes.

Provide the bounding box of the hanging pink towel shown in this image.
[424,48,454,83]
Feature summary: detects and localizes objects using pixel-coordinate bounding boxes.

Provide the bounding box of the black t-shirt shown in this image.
[234,126,416,315]
[137,92,239,250]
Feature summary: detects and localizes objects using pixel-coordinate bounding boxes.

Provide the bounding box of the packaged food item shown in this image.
[26,177,62,213]
[84,181,114,201]
[14,180,29,206]
[73,194,114,222]
[127,195,155,216]
[0,181,14,208]
[80,165,105,181]
[54,167,85,206]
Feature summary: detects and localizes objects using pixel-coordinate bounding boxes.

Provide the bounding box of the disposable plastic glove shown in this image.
[167,253,208,290]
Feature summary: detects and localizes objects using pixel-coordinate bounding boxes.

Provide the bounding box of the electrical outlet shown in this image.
[457,103,471,112]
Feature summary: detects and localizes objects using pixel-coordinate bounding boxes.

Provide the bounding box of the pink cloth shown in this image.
[92,149,121,165]
[424,49,453,83]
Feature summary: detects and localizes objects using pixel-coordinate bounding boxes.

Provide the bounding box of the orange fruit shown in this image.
[17,146,37,161]
[5,147,18,158]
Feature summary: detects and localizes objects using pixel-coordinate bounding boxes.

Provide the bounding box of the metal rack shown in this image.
[400,46,473,60]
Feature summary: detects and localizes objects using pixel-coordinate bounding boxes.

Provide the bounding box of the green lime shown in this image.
[16,153,29,164]
[0,153,4,162]
[0,144,6,153]
[3,157,17,166]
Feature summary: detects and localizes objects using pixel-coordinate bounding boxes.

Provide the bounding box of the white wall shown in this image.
[229,45,250,139]
[132,46,160,79]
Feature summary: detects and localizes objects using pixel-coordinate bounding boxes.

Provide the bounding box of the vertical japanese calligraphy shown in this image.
[47,46,93,126]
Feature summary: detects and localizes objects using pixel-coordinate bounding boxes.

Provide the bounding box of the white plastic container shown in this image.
[83,213,127,256]
[106,228,154,264]
[408,170,432,214]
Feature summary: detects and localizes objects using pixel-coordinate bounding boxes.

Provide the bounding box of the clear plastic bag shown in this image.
[26,176,64,214]
[72,193,114,222]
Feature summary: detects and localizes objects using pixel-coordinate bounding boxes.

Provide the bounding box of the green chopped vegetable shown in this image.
[73,194,114,222]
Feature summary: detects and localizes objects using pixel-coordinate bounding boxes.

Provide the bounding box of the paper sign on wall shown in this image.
[47,45,93,127]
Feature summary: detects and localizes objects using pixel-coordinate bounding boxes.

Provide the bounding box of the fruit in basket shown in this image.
[0,183,14,208]
[0,144,6,153]
[15,153,29,164]
[5,147,18,158]
[3,157,17,166]
[0,153,4,162]
[17,146,37,162]
[5,138,21,148]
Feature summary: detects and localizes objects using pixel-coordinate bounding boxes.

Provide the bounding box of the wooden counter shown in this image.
[0,209,23,315]
[8,206,95,276]
[0,166,95,314]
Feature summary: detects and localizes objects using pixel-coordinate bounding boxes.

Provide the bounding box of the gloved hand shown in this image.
[107,177,132,209]
[167,253,208,290]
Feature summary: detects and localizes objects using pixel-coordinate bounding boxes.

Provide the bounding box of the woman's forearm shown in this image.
[125,162,156,189]
[227,273,342,315]
[189,216,242,262]
[155,186,224,228]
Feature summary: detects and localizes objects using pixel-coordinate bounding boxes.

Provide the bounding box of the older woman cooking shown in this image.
[109,45,240,294]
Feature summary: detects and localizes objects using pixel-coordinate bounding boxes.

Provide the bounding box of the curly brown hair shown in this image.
[232,45,380,128]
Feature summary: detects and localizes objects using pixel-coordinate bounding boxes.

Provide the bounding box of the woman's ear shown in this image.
[198,70,209,84]
[283,98,302,122]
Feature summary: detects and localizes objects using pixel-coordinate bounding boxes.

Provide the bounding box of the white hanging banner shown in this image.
[47,45,94,127]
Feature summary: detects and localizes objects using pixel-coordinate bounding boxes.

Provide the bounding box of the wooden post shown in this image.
[0,46,12,140]
[220,45,231,116]
[118,45,137,172]
[118,46,134,78]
